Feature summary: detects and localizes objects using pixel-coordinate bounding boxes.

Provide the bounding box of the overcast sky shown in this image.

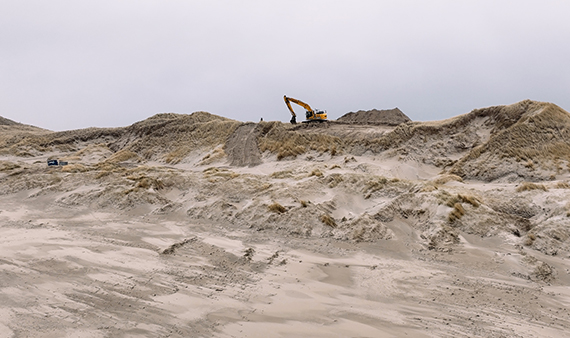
[1,1,569,131]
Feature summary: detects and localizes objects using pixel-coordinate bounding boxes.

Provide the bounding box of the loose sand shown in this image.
[1,101,570,337]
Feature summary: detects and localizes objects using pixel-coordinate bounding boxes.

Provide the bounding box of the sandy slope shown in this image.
[1,151,570,338]
[2,101,570,337]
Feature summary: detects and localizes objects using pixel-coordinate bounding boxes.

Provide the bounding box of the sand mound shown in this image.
[108,111,240,164]
[0,116,21,126]
[0,111,241,164]
[332,100,570,182]
[337,108,411,125]
[448,100,570,181]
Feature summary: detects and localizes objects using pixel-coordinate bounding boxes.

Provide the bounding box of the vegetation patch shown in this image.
[132,176,164,190]
[309,169,323,177]
[105,150,141,164]
[524,233,537,246]
[203,167,239,180]
[433,174,463,185]
[243,248,255,261]
[448,203,466,222]
[325,173,344,188]
[270,170,294,179]
[165,146,193,164]
[320,214,337,227]
[161,237,196,255]
[198,147,226,166]
[61,163,90,173]
[447,101,570,181]
[364,176,388,198]
[458,194,480,207]
[420,184,438,192]
[441,193,480,208]
[268,202,286,214]
[0,161,21,171]
[344,156,356,163]
[516,182,548,192]
[257,121,342,160]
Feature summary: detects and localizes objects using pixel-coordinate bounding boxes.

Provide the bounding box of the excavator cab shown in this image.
[307,109,327,121]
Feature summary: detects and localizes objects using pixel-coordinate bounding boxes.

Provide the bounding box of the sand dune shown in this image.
[1,100,570,337]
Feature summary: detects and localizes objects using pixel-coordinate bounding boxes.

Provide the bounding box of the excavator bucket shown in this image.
[290,116,297,124]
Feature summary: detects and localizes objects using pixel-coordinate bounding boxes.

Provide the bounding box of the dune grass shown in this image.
[516,182,548,192]
[105,150,141,164]
[257,121,342,160]
[309,169,323,177]
[270,170,294,179]
[268,202,286,213]
[320,214,337,227]
[433,174,463,185]
[198,147,226,166]
[0,161,21,171]
[448,203,466,222]
[363,176,388,199]
[448,102,570,179]
[61,164,89,173]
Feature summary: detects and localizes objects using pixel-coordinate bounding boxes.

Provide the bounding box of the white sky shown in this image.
[1,0,569,131]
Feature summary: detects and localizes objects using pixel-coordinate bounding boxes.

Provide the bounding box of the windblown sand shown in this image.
[1,101,570,337]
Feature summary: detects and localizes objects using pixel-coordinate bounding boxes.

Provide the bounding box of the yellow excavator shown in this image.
[283,95,327,124]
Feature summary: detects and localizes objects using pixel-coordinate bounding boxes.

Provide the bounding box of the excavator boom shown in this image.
[283,96,299,124]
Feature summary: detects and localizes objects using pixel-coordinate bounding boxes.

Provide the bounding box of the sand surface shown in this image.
[1,158,570,338]
[2,102,570,337]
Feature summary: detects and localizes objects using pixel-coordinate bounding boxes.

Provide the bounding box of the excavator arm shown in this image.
[283,96,297,124]
[284,95,315,124]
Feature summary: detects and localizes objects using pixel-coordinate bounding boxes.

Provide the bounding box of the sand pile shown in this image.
[337,107,411,125]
